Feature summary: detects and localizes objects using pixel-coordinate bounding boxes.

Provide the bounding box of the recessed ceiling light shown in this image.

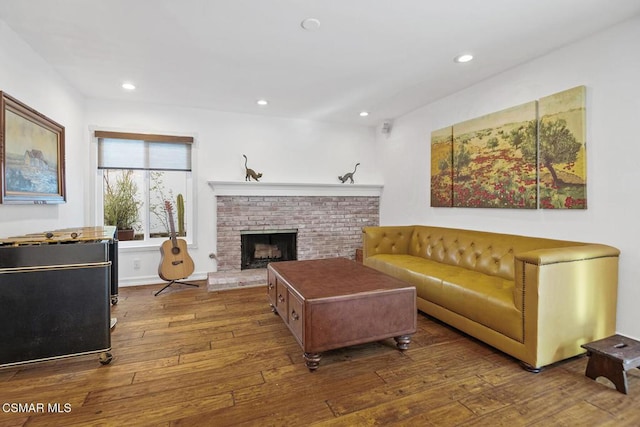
[301,18,321,31]
[359,111,369,117]
[256,99,268,106]
[454,54,474,63]
[122,82,136,90]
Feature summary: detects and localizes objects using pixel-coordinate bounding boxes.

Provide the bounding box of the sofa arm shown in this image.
[516,244,620,266]
[362,226,414,258]
[514,243,620,309]
[514,244,619,368]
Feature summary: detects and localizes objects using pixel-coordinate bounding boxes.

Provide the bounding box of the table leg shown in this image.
[304,352,322,371]
[394,335,412,350]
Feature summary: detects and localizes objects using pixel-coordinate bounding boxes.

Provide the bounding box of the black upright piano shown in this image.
[0,226,117,367]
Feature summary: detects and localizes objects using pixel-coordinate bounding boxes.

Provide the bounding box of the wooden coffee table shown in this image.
[267,258,416,371]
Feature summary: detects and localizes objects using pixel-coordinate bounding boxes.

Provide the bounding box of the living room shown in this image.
[1,1,640,424]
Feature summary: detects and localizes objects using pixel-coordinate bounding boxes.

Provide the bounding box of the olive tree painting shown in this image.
[538,86,586,209]
[429,86,587,210]
[430,126,453,207]
[451,101,538,208]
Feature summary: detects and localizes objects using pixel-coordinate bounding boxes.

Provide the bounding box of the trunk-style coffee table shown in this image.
[267,258,416,371]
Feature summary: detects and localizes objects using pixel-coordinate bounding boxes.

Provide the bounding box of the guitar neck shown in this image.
[168,208,178,246]
[164,201,181,248]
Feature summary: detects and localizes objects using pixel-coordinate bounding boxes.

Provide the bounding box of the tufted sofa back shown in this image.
[407,226,581,280]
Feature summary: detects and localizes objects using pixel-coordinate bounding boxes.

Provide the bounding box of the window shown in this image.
[95,131,194,246]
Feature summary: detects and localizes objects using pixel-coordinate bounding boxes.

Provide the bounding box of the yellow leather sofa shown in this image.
[362,225,620,371]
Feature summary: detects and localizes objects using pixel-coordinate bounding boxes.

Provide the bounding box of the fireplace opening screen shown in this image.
[240,230,297,270]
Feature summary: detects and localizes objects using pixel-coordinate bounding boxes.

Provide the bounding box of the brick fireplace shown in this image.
[208,181,382,288]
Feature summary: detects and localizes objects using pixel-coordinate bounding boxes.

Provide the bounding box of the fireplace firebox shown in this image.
[240,230,297,270]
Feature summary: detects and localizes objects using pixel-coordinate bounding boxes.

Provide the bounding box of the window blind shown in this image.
[95,131,193,171]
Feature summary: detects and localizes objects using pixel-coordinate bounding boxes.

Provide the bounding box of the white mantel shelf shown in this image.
[208,181,383,197]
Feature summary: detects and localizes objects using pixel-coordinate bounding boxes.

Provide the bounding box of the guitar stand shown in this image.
[154,280,199,296]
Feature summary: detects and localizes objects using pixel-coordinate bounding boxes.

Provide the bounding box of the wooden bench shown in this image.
[581,334,640,394]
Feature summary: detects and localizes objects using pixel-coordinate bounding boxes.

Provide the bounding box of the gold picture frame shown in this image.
[0,92,66,204]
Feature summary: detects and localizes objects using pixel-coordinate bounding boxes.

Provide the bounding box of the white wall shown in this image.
[85,99,379,285]
[376,16,640,339]
[0,20,86,235]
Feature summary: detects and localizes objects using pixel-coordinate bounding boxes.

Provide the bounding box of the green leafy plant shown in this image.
[103,170,142,232]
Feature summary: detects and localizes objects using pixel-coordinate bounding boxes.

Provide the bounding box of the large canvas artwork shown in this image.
[452,102,538,208]
[0,92,66,204]
[430,126,453,207]
[429,86,587,210]
[538,86,586,209]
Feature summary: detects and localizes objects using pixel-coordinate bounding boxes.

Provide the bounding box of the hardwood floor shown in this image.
[1,282,639,426]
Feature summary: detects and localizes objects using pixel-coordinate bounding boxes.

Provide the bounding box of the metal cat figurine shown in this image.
[338,163,360,184]
[243,154,263,181]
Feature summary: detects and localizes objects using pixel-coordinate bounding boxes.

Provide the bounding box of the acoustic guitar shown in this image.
[158,201,195,281]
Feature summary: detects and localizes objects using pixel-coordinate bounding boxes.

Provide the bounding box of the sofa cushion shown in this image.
[365,254,523,341]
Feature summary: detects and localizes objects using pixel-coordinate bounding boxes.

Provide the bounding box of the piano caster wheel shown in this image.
[99,352,113,365]
[111,295,118,305]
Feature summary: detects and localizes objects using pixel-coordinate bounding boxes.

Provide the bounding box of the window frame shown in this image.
[91,129,198,250]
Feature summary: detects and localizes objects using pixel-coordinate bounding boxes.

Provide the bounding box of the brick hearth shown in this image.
[207,182,381,289]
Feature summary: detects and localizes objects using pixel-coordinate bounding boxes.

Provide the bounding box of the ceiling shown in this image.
[1,0,639,126]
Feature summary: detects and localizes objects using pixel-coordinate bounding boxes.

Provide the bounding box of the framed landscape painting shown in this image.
[0,92,66,204]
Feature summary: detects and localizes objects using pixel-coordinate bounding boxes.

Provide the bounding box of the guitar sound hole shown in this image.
[171,247,181,255]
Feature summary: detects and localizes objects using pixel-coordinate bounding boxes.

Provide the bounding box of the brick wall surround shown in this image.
[215,195,379,271]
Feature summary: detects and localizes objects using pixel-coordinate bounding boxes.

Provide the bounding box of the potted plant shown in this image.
[103,170,142,241]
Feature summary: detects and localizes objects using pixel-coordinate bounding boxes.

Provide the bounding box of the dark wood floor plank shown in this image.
[84,371,264,406]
